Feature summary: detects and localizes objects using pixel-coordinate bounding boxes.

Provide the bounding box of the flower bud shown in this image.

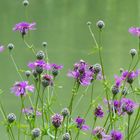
[121,88,128,95]
[25,70,31,77]
[42,42,47,47]
[96,20,105,29]
[62,133,70,140]
[87,21,91,26]
[7,43,14,51]
[7,113,16,123]
[23,0,29,6]
[31,128,41,138]
[36,51,45,60]
[111,85,119,95]
[36,66,43,74]
[52,69,58,77]
[130,49,137,57]
[42,74,53,87]
[94,63,101,74]
[61,108,70,117]
[32,70,38,77]
[127,77,133,84]
[120,68,124,74]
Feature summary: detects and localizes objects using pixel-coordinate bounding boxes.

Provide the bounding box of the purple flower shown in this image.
[68,60,93,86]
[51,64,63,70]
[114,75,122,87]
[51,113,63,128]
[13,22,36,36]
[94,105,104,118]
[129,27,140,37]
[11,81,34,96]
[113,100,123,115]
[75,116,89,131]
[110,130,123,140]
[121,98,137,115]
[120,70,140,84]
[0,45,4,52]
[51,64,63,77]
[28,60,51,70]
[22,107,41,116]
[93,127,111,139]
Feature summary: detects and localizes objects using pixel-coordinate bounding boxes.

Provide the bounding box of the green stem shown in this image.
[128,115,131,140]
[54,128,58,140]
[23,38,36,55]
[89,117,97,140]
[10,53,23,80]
[34,74,41,127]
[75,129,80,140]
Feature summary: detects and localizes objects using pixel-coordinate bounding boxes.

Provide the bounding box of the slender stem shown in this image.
[34,74,41,127]
[10,53,23,80]
[41,88,45,129]
[128,115,131,140]
[18,96,24,140]
[23,38,36,55]
[54,128,58,140]
[129,105,140,138]
[89,117,97,140]
[75,129,80,140]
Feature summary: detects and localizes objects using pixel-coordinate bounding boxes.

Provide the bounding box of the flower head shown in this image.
[11,81,34,96]
[121,98,137,115]
[94,105,104,118]
[22,107,41,116]
[68,60,93,86]
[51,113,63,128]
[28,60,51,73]
[13,22,36,36]
[93,127,111,139]
[75,116,89,131]
[110,130,123,140]
[129,27,140,37]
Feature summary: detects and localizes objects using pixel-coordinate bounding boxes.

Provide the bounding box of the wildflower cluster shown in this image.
[0,1,140,140]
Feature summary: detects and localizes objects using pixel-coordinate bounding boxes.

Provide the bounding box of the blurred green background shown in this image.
[0,0,140,139]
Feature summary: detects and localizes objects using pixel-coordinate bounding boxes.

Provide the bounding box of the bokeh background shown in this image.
[0,0,140,139]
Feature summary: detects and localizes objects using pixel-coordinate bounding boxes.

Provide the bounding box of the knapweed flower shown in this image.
[121,98,137,115]
[93,127,111,139]
[51,113,63,128]
[122,70,140,84]
[42,74,53,87]
[75,116,89,131]
[51,64,63,77]
[68,60,93,86]
[129,27,140,37]
[114,75,122,88]
[110,130,123,140]
[13,22,36,37]
[113,100,123,115]
[94,105,104,118]
[28,60,51,74]
[11,81,34,96]
[22,107,41,116]
[0,45,4,52]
